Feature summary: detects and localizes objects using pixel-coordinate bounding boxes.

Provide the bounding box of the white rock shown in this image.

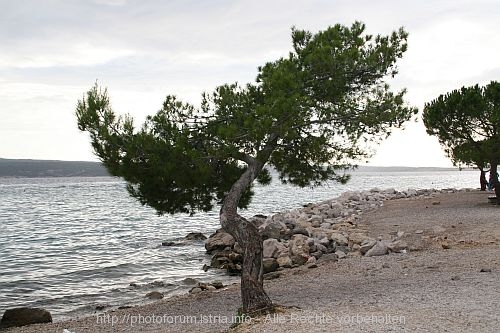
[316,243,328,253]
[359,239,377,254]
[289,234,310,256]
[263,238,287,258]
[405,189,418,197]
[309,215,323,224]
[306,256,317,265]
[387,240,408,253]
[318,203,331,211]
[320,222,332,229]
[324,218,339,225]
[318,237,330,247]
[335,250,347,259]
[364,241,388,257]
[330,232,348,246]
[276,255,293,268]
[326,206,342,218]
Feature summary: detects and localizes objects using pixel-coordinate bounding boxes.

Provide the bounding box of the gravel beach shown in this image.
[3,190,499,333]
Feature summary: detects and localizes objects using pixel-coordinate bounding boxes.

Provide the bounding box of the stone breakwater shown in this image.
[204,188,474,278]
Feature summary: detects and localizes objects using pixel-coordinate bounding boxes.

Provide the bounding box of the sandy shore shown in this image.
[3,190,499,333]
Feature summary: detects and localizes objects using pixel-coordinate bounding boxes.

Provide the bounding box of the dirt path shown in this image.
[4,191,500,333]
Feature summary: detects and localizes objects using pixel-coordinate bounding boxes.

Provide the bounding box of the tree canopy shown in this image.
[77,22,417,216]
[423,81,500,168]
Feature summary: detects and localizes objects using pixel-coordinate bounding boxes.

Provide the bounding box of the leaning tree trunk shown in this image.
[219,162,274,315]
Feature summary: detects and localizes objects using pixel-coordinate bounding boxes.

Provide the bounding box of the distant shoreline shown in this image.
[0,158,473,178]
[0,158,110,178]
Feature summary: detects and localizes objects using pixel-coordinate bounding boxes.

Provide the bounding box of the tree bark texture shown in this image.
[219,162,273,314]
[490,163,500,203]
[480,169,487,191]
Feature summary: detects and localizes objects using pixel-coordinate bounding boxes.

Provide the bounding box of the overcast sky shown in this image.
[1,0,499,166]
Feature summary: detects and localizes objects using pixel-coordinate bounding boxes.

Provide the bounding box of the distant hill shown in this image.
[0,158,110,177]
[0,158,471,178]
[355,165,468,172]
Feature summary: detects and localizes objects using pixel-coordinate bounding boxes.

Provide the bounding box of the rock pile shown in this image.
[205,188,470,275]
[188,281,225,294]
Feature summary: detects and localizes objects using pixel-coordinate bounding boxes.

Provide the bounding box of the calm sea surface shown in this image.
[0,170,477,320]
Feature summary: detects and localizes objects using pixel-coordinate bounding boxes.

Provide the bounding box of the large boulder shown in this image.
[283,218,297,230]
[1,307,52,328]
[276,255,293,268]
[289,234,310,265]
[365,241,389,257]
[259,219,287,239]
[308,215,323,227]
[263,239,287,258]
[263,258,279,273]
[330,232,348,246]
[315,243,328,253]
[359,239,377,254]
[326,203,343,218]
[292,228,310,237]
[145,291,164,300]
[205,229,235,253]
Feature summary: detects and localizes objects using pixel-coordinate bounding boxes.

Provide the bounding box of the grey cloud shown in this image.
[1,0,499,163]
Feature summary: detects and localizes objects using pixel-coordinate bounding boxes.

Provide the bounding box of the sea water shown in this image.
[0,169,477,320]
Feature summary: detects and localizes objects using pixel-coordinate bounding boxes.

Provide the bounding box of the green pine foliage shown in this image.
[423,81,500,168]
[76,22,417,216]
